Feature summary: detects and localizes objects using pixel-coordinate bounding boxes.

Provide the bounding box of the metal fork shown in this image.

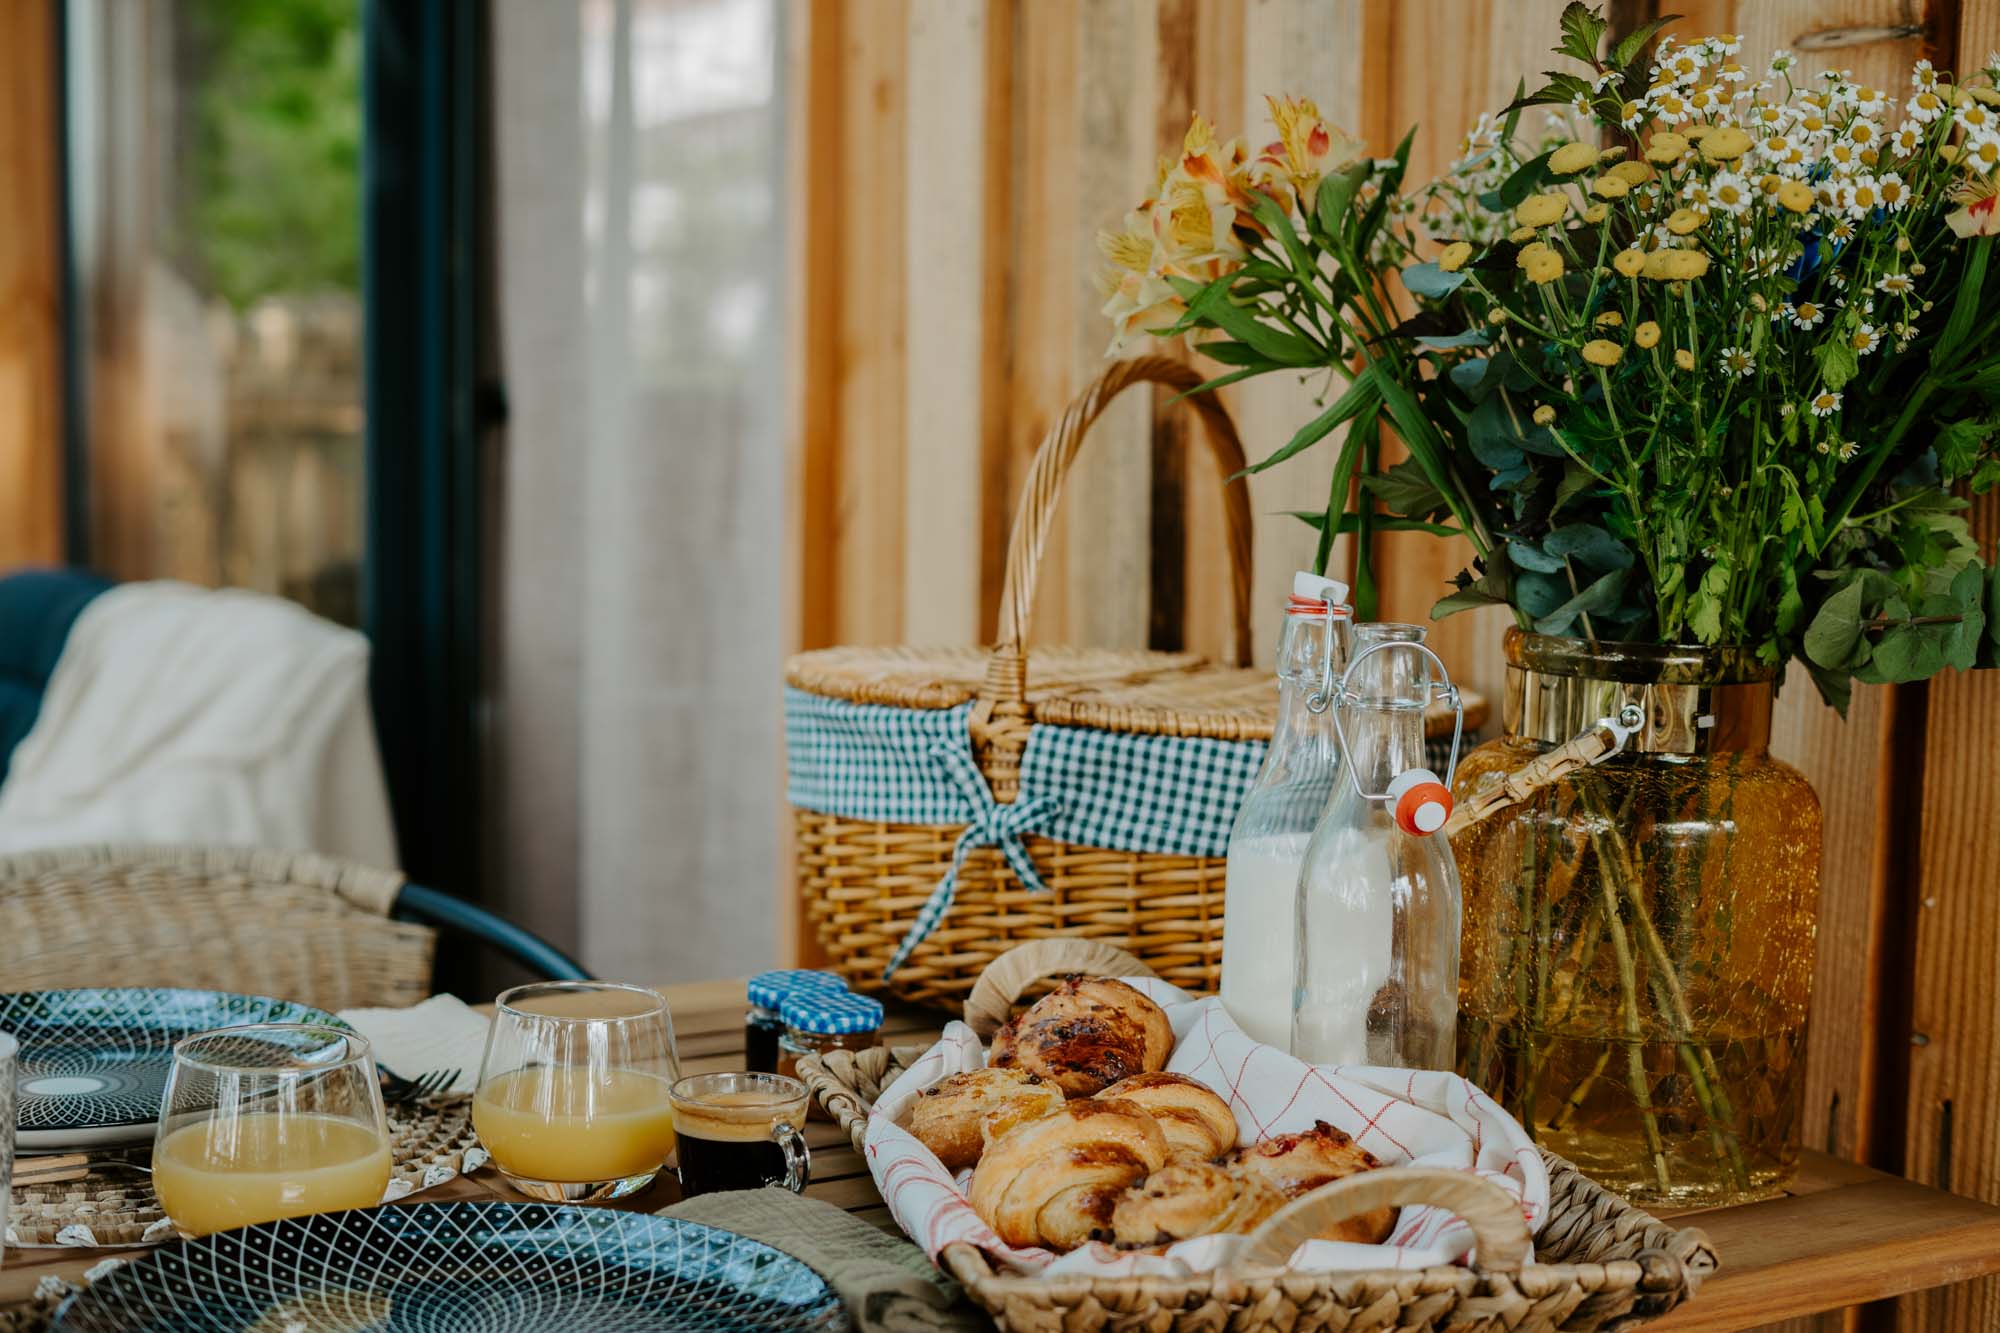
[380,1066,462,1104]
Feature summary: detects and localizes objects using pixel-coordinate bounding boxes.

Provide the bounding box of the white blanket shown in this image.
[0,581,398,867]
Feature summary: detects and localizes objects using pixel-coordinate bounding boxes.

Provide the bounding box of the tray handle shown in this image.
[979,356,1256,716]
[1232,1167,1532,1273]
[961,939,1156,1038]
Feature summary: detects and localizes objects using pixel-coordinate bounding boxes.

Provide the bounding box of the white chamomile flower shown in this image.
[1715,60,1749,85]
[1593,69,1622,92]
[1847,117,1881,147]
[1718,346,1755,377]
[1571,92,1594,117]
[1781,401,1796,417]
[1826,266,1850,288]
[1913,60,1938,91]
[1842,175,1882,217]
[1619,99,1648,131]
[1748,101,1785,129]
[1891,125,1923,155]
[1849,322,1881,355]
[1851,86,1889,118]
[1689,85,1724,114]
[1712,171,1753,215]
[1828,140,1862,173]
[1876,172,1910,210]
[1908,87,1947,123]
[1769,48,1797,76]
[1965,131,2000,173]
[1878,271,1915,295]
[1664,47,1704,85]
[1791,300,1827,330]
[1838,439,1860,460]
[1653,90,1689,119]
[1961,102,1995,133]
[1809,389,1843,417]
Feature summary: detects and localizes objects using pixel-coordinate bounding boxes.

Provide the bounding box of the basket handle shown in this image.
[980,356,1256,711]
[962,939,1156,1038]
[1232,1167,1532,1273]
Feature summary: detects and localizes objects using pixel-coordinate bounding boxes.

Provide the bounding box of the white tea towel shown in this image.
[340,994,491,1095]
[0,581,398,867]
[863,977,1547,1278]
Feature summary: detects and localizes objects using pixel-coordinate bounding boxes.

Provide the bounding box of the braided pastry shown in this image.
[1107,1158,1285,1248]
[969,1098,1169,1249]
[1099,1072,1237,1158]
[906,1067,1063,1171]
[989,976,1173,1097]
[1226,1120,1397,1243]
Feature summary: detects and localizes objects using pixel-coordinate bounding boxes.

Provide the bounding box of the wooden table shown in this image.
[8,978,2000,1331]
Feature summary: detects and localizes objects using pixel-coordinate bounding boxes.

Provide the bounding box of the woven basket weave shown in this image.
[0,844,434,1012]
[790,356,1479,1009]
[798,940,1716,1333]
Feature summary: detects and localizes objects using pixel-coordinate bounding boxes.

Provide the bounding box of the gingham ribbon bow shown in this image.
[882,743,1062,977]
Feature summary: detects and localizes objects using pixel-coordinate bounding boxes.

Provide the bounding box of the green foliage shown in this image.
[177,0,362,307]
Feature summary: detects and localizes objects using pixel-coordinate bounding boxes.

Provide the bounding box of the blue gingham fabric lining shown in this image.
[785,687,1268,974]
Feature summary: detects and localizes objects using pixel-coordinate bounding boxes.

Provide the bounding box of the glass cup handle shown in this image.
[773,1118,810,1193]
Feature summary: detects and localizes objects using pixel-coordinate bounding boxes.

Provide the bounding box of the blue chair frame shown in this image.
[392,883,592,982]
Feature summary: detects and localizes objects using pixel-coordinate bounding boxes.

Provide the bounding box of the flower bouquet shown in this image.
[1100,4,2000,1203]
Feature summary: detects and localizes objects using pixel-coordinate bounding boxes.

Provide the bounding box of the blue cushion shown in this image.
[0,569,115,784]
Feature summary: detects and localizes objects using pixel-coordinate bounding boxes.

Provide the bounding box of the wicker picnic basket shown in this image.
[798,940,1717,1333]
[788,356,1478,1010]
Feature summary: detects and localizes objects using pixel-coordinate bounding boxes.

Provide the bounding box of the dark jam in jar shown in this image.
[743,970,846,1074]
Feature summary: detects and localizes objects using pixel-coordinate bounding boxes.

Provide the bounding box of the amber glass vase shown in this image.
[1454,630,1821,1207]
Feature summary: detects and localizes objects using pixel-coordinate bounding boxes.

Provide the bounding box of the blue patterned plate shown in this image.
[53,1202,849,1331]
[0,988,344,1149]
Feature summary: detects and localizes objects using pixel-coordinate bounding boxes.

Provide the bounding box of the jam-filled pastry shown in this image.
[969,1097,1169,1250]
[907,1067,1063,1171]
[1225,1120,1397,1244]
[988,976,1173,1097]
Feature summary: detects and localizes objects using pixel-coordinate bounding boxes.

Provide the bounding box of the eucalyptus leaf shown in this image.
[1402,261,1469,300]
[1542,522,1635,570]
[1514,569,1569,619]
[1468,396,1526,471]
[1495,149,1555,209]
[1553,460,1599,514]
[1507,539,1567,573]
[1432,582,1509,618]
[1418,328,1495,349]
[1533,568,1629,637]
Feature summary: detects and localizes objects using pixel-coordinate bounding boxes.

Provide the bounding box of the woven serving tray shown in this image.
[799,940,1717,1333]
[5,1095,484,1250]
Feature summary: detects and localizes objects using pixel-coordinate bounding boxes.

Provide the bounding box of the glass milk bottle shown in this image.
[1292,624,1463,1069]
[1220,571,1351,1048]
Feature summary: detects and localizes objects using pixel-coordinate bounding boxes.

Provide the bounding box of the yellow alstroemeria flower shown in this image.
[1593,176,1632,199]
[1634,320,1661,348]
[1699,126,1753,161]
[1253,94,1366,199]
[1548,141,1599,175]
[1606,161,1654,187]
[1582,339,1624,366]
[1437,241,1475,272]
[1645,131,1690,164]
[1516,193,1570,228]
[1665,207,1705,235]
[1613,248,1648,277]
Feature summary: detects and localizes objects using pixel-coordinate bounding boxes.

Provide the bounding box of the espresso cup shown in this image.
[670,1072,810,1198]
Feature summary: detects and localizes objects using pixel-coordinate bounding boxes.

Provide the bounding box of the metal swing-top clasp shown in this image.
[1306,635,1465,837]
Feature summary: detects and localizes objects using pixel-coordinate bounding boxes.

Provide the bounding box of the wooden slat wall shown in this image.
[0,0,65,567]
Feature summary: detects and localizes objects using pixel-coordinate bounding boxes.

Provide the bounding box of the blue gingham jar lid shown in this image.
[746,969,848,1012]
[780,990,884,1036]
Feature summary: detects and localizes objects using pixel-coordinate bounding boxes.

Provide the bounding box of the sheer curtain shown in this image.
[490,0,786,983]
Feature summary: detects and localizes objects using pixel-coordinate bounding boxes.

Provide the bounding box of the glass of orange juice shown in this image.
[153,1025,392,1238]
[472,981,680,1201]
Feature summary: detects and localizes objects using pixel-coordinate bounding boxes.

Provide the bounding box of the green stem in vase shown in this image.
[1552,1043,1613,1132]
[1590,844,1671,1193]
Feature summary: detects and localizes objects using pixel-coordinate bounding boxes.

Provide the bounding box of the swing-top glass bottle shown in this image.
[1291,623,1463,1070]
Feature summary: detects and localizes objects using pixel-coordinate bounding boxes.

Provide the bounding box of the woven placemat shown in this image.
[4,1095,485,1250]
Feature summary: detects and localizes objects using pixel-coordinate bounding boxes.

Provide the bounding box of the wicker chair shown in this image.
[0,844,587,1012]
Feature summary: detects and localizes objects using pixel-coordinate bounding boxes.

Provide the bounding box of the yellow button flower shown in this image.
[1634,320,1661,348]
[1437,241,1474,272]
[1642,248,1710,281]
[1582,203,1609,224]
[1595,311,1624,328]
[1487,307,1510,325]
[1517,242,1566,284]
[1675,348,1695,370]
[1532,404,1557,426]
[1510,225,1537,242]
[1548,141,1599,175]
[1682,122,1713,141]
[1607,161,1654,187]
[1645,131,1689,163]
[1582,339,1624,367]
[1516,193,1569,228]
[1613,248,1647,277]
[1593,176,1632,199]
[1699,126,1753,160]
[1776,180,1814,214]
[1665,207,1704,235]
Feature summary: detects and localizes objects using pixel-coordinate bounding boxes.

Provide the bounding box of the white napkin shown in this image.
[339,994,491,1095]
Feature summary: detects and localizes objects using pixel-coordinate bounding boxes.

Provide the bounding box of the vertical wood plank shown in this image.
[0,0,65,567]
[978,0,1021,640]
[902,1,987,644]
[833,0,909,646]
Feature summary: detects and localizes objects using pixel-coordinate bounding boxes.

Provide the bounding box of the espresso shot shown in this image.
[670,1073,811,1198]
